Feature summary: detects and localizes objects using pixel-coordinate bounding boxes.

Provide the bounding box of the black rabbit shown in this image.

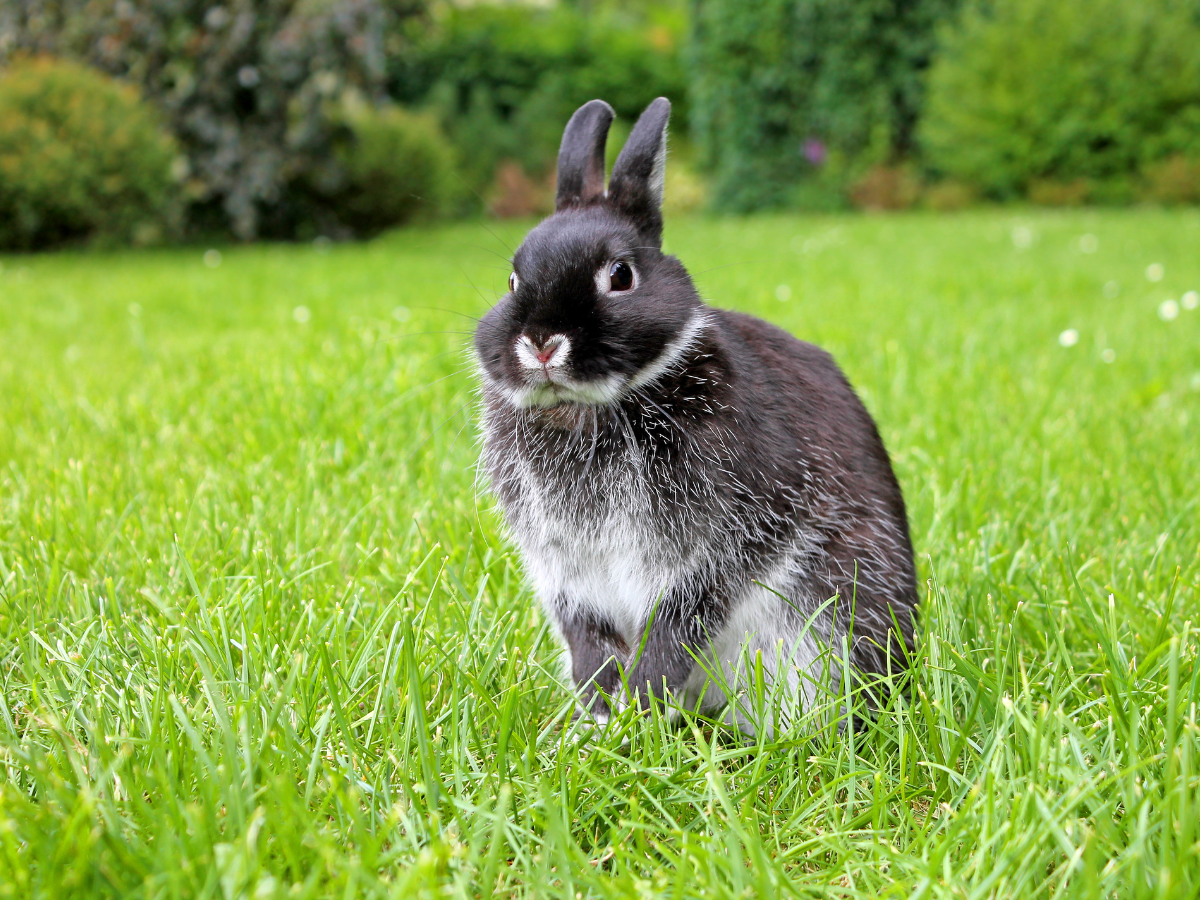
[474,98,917,733]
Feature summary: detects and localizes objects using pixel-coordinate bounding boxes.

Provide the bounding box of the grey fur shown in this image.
[473,99,917,734]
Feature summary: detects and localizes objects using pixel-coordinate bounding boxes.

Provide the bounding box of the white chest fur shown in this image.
[508,460,676,645]
[496,432,828,736]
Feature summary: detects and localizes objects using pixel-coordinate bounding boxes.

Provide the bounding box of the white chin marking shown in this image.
[510,374,626,409]
[499,311,708,409]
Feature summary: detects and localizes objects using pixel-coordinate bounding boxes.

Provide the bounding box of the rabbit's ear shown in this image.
[556,99,615,211]
[608,97,670,243]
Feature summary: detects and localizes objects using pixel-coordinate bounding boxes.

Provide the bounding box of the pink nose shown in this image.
[532,334,565,364]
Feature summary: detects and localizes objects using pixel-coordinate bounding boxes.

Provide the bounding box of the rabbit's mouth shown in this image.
[506,331,628,408]
[510,373,627,410]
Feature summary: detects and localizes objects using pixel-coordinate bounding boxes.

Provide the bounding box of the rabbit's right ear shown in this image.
[555,99,615,211]
[607,98,670,245]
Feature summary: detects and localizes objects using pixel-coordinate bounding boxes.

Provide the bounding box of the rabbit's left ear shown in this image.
[556,99,615,211]
[608,97,671,244]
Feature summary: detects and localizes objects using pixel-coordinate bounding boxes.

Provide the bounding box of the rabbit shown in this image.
[473,97,918,734]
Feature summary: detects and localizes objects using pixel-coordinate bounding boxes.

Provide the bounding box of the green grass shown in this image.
[1,208,1198,899]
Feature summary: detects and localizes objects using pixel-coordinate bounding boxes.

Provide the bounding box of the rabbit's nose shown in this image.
[534,334,566,364]
[517,333,569,370]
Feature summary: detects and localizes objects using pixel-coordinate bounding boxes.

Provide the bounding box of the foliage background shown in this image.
[688,0,958,211]
[0,0,427,240]
[0,55,179,250]
[921,0,1200,204]
[4,0,1200,247]
[390,1,687,206]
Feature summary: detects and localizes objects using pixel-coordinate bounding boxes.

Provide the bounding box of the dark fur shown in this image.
[474,98,917,728]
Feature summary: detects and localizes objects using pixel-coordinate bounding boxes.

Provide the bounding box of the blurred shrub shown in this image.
[486,161,553,219]
[1142,155,1200,205]
[689,0,959,212]
[391,2,687,202]
[306,98,460,236]
[922,179,978,211]
[848,165,921,211]
[0,55,179,250]
[2,0,428,240]
[922,0,1200,201]
[1027,179,1090,207]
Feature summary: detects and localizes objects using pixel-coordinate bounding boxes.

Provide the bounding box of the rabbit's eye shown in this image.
[608,261,634,292]
[508,271,519,293]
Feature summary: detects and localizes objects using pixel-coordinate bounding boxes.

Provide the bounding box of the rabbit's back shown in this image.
[712,310,917,656]
[716,309,911,538]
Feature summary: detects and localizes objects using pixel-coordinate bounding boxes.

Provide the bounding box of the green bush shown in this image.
[0,55,179,250]
[390,3,687,201]
[307,99,461,237]
[688,0,959,212]
[3,0,427,241]
[921,0,1200,200]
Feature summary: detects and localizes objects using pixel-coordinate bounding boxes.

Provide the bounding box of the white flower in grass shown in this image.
[1011,226,1033,249]
[237,66,260,89]
[292,305,311,324]
[1183,291,1199,310]
[1078,234,1098,253]
[203,249,222,268]
[1159,299,1179,321]
[1103,281,1119,299]
[1146,263,1164,282]
[1059,329,1079,347]
[1101,348,1116,363]
[775,283,792,302]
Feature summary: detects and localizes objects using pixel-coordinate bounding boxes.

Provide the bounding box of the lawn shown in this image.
[1,209,1198,899]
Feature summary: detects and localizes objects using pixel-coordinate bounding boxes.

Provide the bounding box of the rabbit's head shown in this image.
[475,98,705,411]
